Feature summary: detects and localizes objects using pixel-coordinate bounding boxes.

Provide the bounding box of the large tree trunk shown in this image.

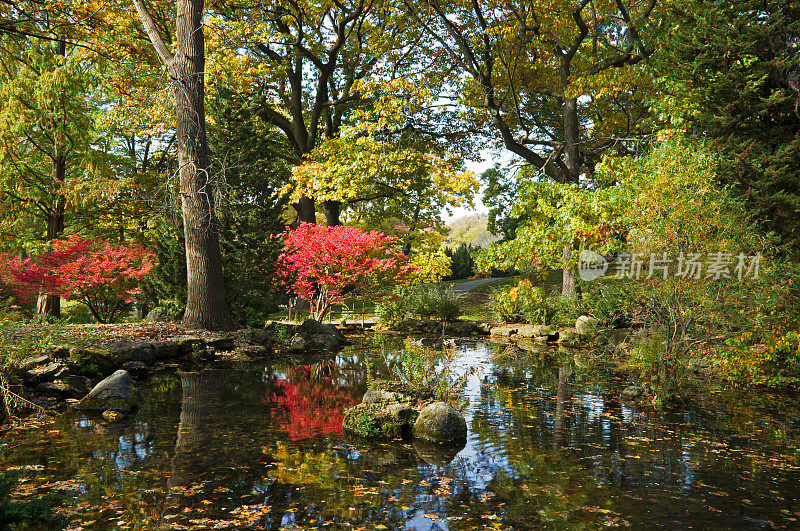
[561,96,581,297]
[293,196,316,225]
[133,0,236,329]
[322,200,340,227]
[36,162,66,318]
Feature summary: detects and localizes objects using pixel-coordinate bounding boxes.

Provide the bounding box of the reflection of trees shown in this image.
[554,365,573,449]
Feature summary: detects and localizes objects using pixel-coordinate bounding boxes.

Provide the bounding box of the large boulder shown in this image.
[76,370,137,412]
[575,315,599,337]
[144,308,175,323]
[289,319,349,351]
[342,403,417,440]
[412,402,467,444]
[67,347,120,378]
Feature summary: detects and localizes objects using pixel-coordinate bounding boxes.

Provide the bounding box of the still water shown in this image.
[2,338,800,529]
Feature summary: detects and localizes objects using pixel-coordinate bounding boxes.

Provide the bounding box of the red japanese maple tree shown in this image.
[4,235,157,323]
[275,223,412,320]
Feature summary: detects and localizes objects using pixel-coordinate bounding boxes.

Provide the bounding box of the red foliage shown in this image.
[275,223,412,319]
[265,364,359,440]
[4,235,157,323]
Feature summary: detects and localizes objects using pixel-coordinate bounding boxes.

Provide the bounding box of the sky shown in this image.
[441,149,509,223]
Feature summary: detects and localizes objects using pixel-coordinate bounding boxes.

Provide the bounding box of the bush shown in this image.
[376,285,463,324]
[404,285,462,321]
[579,279,635,327]
[492,278,545,323]
[375,295,406,327]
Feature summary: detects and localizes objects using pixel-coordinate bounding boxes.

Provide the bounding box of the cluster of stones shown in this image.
[287,319,350,351]
[17,329,273,420]
[342,380,467,446]
[489,315,603,347]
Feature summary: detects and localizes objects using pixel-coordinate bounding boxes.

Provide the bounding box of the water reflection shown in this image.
[0,339,799,529]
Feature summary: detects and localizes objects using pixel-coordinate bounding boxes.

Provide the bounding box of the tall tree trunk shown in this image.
[173,0,233,329]
[322,200,340,226]
[133,0,235,330]
[561,96,581,297]
[36,159,66,317]
[293,196,316,225]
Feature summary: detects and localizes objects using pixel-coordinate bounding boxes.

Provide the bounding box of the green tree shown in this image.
[655,0,800,252]
[0,34,96,317]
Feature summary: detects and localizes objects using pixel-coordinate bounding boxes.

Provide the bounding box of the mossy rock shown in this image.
[342,403,417,440]
[363,380,435,405]
[412,402,467,444]
[67,348,120,378]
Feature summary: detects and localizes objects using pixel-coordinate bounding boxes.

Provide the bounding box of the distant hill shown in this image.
[444,215,501,248]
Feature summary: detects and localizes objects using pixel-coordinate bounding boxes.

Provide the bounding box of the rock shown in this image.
[386,403,417,423]
[300,319,345,342]
[443,321,478,336]
[205,337,236,351]
[289,335,307,352]
[121,360,150,379]
[342,403,415,440]
[490,325,518,337]
[38,376,90,399]
[476,322,492,335]
[515,324,539,338]
[576,315,599,337]
[621,385,643,401]
[102,410,125,422]
[531,324,556,338]
[36,382,74,398]
[362,380,434,405]
[144,308,175,323]
[36,375,90,398]
[20,354,53,371]
[558,329,581,346]
[76,370,137,412]
[412,402,467,444]
[307,334,340,349]
[594,328,632,350]
[24,362,68,384]
[235,329,272,346]
[68,347,120,378]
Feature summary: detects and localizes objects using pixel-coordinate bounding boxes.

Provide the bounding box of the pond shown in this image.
[2,338,800,529]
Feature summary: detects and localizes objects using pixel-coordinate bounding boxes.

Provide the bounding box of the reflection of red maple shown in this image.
[265,365,359,440]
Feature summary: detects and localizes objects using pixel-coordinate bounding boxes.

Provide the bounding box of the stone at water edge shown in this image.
[621,385,644,401]
[576,315,599,337]
[412,402,467,444]
[342,403,415,440]
[76,370,137,412]
[490,325,518,337]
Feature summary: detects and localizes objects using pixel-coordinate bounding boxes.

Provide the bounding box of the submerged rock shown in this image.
[412,402,467,444]
[76,370,137,412]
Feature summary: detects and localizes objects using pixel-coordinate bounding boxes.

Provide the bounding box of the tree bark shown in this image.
[322,200,340,226]
[293,196,317,225]
[133,0,235,330]
[561,96,581,297]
